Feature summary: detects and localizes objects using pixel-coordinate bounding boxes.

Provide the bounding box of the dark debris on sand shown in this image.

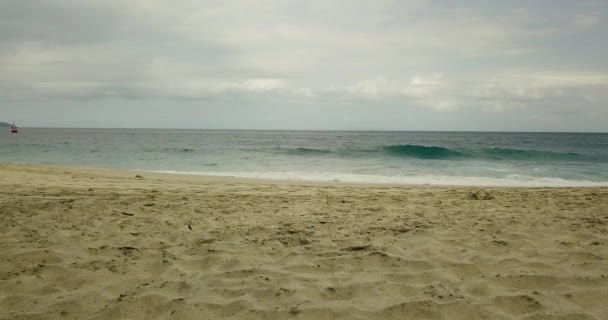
[467,191,495,200]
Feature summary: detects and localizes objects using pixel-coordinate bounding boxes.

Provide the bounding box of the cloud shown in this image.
[0,0,607,130]
[572,14,601,28]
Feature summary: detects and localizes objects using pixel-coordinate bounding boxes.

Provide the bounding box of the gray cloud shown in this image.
[0,0,607,131]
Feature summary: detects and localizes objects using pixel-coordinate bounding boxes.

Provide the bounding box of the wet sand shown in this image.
[1,163,607,320]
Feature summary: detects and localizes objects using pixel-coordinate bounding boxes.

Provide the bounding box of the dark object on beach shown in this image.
[345,245,371,251]
[117,246,139,256]
[121,212,134,216]
[468,191,495,200]
[188,224,193,231]
[135,174,144,179]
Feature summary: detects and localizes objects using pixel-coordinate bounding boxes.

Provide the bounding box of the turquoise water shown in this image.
[2,128,608,186]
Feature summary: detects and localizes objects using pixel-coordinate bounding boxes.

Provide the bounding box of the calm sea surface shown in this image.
[2,128,608,186]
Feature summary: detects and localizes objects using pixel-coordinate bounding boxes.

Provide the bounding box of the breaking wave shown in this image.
[381,144,601,162]
[268,144,603,162]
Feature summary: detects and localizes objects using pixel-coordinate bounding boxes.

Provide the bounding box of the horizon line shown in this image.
[8,126,608,134]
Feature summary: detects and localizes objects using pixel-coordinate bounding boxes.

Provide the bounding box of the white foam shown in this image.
[148,170,608,187]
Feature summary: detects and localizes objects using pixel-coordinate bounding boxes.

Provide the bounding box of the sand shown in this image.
[0,163,607,320]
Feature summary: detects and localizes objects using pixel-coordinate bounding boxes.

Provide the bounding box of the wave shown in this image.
[266,146,373,157]
[267,144,603,162]
[381,144,603,162]
[383,145,466,159]
[140,144,603,162]
[480,148,585,161]
[286,147,333,155]
[149,170,608,187]
[143,147,196,153]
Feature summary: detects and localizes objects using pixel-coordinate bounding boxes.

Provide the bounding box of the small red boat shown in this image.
[11,122,18,133]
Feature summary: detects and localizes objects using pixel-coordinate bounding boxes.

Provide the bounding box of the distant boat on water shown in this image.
[11,122,18,133]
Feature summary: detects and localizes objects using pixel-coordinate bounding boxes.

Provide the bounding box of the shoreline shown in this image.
[2,162,607,189]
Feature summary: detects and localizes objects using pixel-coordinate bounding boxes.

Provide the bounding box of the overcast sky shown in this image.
[1,0,607,131]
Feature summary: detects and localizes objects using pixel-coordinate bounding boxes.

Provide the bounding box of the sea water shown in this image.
[2,128,608,186]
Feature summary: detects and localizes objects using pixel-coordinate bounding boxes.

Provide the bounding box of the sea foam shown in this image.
[149,170,608,187]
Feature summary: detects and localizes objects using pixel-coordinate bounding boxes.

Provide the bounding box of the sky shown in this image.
[0,0,607,131]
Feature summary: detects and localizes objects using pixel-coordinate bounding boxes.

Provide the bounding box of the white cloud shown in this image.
[572,14,600,28]
[0,0,607,130]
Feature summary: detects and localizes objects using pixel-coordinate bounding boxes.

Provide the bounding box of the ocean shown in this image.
[2,128,608,186]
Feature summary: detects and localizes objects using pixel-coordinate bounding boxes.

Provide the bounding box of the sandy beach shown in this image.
[0,163,607,320]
